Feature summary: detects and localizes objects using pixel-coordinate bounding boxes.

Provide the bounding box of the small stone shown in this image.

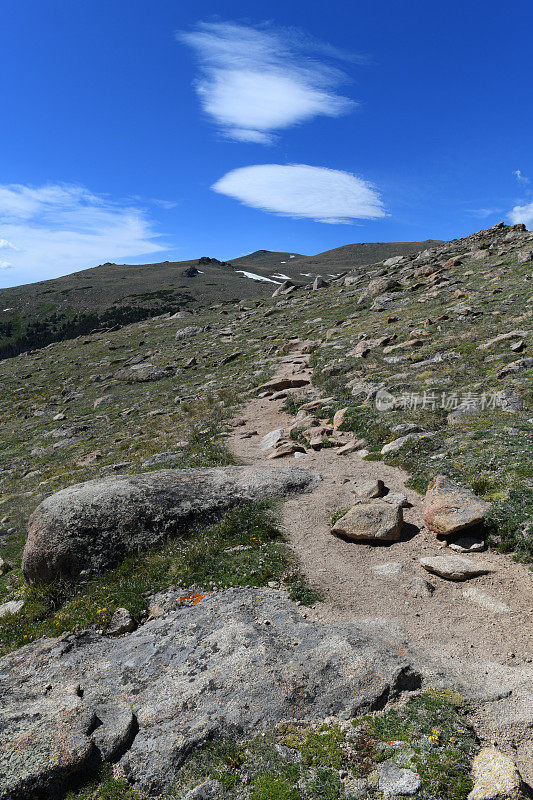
[105,608,136,636]
[267,442,306,459]
[462,587,511,614]
[372,562,403,577]
[384,492,409,507]
[332,500,403,542]
[381,432,433,455]
[357,479,385,499]
[0,557,11,576]
[333,407,348,429]
[175,325,204,341]
[497,357,533,378]
[260,428,284,451]
[180,778,223,799]
[449,535,485,552]
[93,395,117,410]
[467,747,523,800]
[114,363,166,383]
[336,439,366,456]
[0,599,24,618]
[407,577,435,598]
[378,760,421,797]
[420,555,495,581]
[257,375,310,393]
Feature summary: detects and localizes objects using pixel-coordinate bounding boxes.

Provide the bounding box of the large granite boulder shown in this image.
[22,466,320,584]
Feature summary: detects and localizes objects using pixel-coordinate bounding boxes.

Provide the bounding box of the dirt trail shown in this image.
[228,348,533,780]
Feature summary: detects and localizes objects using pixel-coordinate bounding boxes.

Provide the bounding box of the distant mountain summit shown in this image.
[0,237,440,358]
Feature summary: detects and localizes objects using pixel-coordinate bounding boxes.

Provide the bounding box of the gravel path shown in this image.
[228,349,533,781]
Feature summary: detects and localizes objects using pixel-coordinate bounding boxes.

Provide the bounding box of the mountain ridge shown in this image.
[0,238,441,358]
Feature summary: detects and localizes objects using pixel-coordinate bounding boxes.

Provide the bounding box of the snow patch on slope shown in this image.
[236,270,281,284]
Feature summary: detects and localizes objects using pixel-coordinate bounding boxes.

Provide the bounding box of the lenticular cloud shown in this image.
[178,23,354,143]
[212,164,385,223]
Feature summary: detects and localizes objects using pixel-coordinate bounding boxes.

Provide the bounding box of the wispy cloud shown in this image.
[509,201,533,229]
[178,22,355,144]
[0,183,166,286]
[212,164,385,223]
[513,169,530,184]
[466,207,503,219]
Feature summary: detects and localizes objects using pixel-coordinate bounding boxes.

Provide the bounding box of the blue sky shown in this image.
[1,0,532,287]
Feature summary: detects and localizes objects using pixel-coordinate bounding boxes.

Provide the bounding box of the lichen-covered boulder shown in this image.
[22,466,320,584]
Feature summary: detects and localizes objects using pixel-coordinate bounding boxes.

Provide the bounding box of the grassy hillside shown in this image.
[0,240,437,358]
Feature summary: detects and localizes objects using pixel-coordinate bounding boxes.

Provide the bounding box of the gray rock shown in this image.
[372,561,403,577]
[105,607,136,636]
[407,577,435,598]
[175,325,204,341]
[420,555,495,581]
[449,535,485,552]
[0,599,24,618]
[93,394,120,410]
[357,479,385,499]
[22,466,321,584]
[499,389,526,412]
[381,432,434,455]
[114,363,166,383]
[0,587,422,798]
[260,428,284,451]
[378,760,421,797]
[497,357,533,378]
[448,400,480,424]
[332,500,403,542]
[268,441,307,458]
[257,375,310,392]
[384,492,409,507]
[312,276,329,290]
[358,277,402,306]
[180,779,223,799]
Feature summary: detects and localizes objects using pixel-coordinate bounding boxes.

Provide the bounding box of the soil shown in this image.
[228,349,533,783]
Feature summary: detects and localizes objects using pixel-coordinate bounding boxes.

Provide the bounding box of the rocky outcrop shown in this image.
[0,587,422,799]
[114,363,166,382]
[22,466,321,584]
[175,325,205,341]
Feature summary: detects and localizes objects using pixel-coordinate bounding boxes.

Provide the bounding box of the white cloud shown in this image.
[509,201,533,229]
[513,169,530,184]
[212,164,385,223]
[178,22,354,143]
[0,183,166,286]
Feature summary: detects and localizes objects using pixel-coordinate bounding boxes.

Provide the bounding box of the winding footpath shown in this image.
[227,344,533,784]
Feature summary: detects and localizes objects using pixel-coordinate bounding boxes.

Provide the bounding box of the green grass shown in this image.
[0,502,318,656]
[69,692,476,800]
